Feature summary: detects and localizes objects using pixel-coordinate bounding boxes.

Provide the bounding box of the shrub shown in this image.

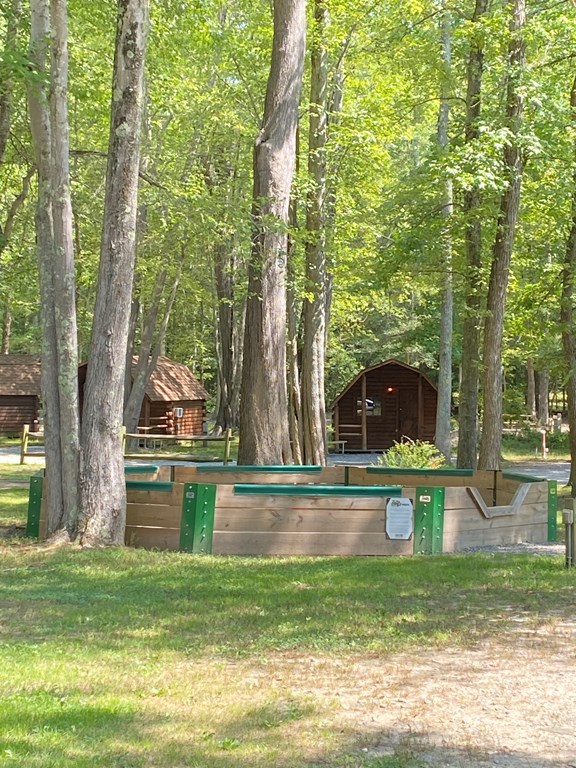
[376,438,446,469]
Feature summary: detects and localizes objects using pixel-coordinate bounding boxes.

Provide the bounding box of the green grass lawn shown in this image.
[0,487,29,529]
[501,432,570,461]
[0,539,574,768]
[0,453,573,767]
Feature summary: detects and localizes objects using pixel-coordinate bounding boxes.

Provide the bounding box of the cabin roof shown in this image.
[142,356,209,402]
[330,358,437,409]
[0,355,42,397]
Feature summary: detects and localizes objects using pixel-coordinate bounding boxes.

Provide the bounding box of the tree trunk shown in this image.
[456,0,488,469]
[434,3,453,464]
[123,264,181,434]
[238,0,306,465]
[287,196,303,464]
[561,76,576,492]
[478,0,526,470]
[28,0,65,535]
[49,0,81,535]
[301,0,328,467]
[537,369,549,427]
[80,0,149,546]
[526,357,536,419]
[213,240,238,433]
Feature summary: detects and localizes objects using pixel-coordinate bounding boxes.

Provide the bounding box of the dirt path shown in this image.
[266,627,576,767]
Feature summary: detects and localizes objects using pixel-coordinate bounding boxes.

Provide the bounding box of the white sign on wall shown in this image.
[385,497,414,540]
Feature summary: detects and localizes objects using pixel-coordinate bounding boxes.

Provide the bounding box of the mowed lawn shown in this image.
[1,483,575,767]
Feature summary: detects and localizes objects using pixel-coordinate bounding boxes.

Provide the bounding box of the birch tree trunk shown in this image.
[49,0,80,535]
[27,0,65,535]
[434,3,453,464]
[456,0,488,469]
[478,0,526,470]
[238,0,306,465]
[80,0,149,546]
[301,0,328,466]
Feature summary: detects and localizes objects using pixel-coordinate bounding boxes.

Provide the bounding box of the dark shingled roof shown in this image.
[138,356,209,402]
[0,355,42,397]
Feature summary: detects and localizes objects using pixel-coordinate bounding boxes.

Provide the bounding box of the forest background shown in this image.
[2,0,576,482]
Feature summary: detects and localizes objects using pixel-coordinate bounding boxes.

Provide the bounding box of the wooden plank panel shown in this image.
[125,526,180,550]
[127,487,184,506]
[215,507,387,533]
[443,498,548,527]
[173,466,345,485]
[443,523,548,552]
[215,491,397,512]
[126,503,181,528]
[350,467,479,489]
[212,531,412,556]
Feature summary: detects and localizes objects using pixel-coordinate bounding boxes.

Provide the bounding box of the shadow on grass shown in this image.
[1,548,575,657]
[0,685,569,768]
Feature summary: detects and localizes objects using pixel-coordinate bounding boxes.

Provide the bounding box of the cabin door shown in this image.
[381,388,400,447]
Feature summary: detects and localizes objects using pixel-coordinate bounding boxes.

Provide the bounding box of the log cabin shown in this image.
[330,359,438,451]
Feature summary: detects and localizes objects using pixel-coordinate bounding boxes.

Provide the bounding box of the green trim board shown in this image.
[125,480,173,492]
[413,486,445,555]
[195,465,323,473]
[26,475,43,538]
[502,470,546,483]
[124,464,159,475]
[180,483,216,553]
[233,484,402,496]
[548,480,557,542]
[367,467,474,477]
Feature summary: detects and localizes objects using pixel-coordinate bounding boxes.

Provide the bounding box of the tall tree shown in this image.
[301,0,329,466]
[238,0,306,465]
[28,0,65,535]
[434,2,453,464]
[456,0,489,469]
[27,0,80,538]
[49,0,81,535]
[80,0,149,546]
[478,0,526,470]
[560,74,576,492]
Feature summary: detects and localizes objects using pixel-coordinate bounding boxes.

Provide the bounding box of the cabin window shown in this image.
[356,397,382,416]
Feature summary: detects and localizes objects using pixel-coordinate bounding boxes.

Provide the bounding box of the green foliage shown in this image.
[376,439,446,469]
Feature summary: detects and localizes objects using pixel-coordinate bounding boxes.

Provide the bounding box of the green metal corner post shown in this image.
[548,479,557,542]
[413,486,445,555]
[26,475,43,538]
[180,483,216,553]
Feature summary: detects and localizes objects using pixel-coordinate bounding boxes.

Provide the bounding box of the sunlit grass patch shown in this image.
[0,546,574,767]
[0,487,29,528]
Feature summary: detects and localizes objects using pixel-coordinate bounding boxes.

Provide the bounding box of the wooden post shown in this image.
[121,425,127,456]
[20,424,29,465]
[334,403,340,443]
[361,374,367,450]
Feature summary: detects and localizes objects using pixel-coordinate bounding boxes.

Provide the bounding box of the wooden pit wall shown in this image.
[37,466,170,542]
[124,466,344,550]
[34,465,552,554]
[349,467,551,551]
